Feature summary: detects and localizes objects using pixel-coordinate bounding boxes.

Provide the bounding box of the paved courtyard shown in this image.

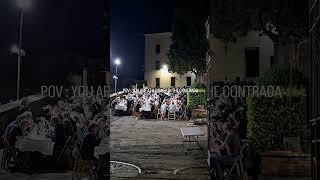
[0,172,72,180]
[110,116,209,179]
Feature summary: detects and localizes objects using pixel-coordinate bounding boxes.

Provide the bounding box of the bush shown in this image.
[256,65,307,88]
[186,89,207,111]
[246,88,309,153]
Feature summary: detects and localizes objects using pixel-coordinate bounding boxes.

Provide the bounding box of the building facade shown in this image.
[309,0,320,179]
[144,32,196,88]
[209,31,274,83]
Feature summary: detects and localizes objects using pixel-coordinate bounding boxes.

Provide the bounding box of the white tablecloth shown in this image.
[115,104,127,111]
[180,127,204,137]
[139,107,151,112]
[16,136,55,155]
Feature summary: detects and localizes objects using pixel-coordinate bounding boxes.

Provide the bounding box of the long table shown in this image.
[180,127,204,154]
[16,135,54,155]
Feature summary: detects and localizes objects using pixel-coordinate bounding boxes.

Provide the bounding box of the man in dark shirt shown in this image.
[6,123,23,147]
[51,116,67,159]
[90,98,102,120]
[62,115,74,139]
[5,116,30,146]
[210,122,241,180]
[80,123,101,160]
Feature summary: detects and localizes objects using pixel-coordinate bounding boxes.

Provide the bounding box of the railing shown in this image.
[0,95,44,114]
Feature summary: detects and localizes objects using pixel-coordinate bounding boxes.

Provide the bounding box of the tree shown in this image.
[211,0,308,65]
[168,0,210,83]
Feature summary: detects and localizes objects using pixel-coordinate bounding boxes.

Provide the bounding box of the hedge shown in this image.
[246,88,309,153]
[186,89,207,111]
[256,65,307,88]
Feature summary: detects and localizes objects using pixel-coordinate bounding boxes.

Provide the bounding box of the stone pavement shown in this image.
[110,116,210,179]
[0,172,72,180]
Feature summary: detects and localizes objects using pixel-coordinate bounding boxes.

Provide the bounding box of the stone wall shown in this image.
[260,151,311,177]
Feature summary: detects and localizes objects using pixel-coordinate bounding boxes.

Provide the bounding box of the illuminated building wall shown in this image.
[144,32,196,88]
[209,31,274,82]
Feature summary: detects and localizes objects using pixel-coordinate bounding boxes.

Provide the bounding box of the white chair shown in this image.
[168,112,176,120]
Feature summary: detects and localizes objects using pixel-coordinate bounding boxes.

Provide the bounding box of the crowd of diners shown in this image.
[208,81,250,180]
[1,94,109,172]
[111,88,190,120]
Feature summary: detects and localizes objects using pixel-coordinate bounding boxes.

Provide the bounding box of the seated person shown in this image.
[161,100,169,118]
[96,117,108,139]
[51,116,67,159]
[90,97,102,118]
[3,116,31,170]
[168,101,177,113]
[210,122,241,180]
[39,107,51,121]
[134,102,142,116]
[5,116,30,146]
[214,119,226,141]
[80,123,101,161]
[176,103,185,119]
[19,97,31,114]
[63,114,74,140]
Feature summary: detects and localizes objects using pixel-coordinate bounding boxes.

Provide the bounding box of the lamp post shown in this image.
[14,0,32,100]
[114,58,121,92]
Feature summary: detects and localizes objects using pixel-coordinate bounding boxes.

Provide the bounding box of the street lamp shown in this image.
[16,0,33,10]
[114,58,121,92]
[161,64,169,76]
[14,0,32,100]
[162,64,168,70]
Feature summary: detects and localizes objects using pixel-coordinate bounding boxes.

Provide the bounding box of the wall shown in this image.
[209,31,274,82]
[144,32,196,88]
[145,70,196,88]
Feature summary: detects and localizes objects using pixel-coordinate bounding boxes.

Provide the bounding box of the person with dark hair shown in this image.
[214,119,226,141]
[62,112,74,139]
[210,122,241,180]
[18,97,31,114]
[88,97,102,120]
[51,116,67,161]
[80,123,101,160]
[39,107,51,121]
[5,117,30,146]
[72,105,85,114]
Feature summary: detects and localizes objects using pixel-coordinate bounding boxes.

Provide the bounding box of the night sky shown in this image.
[0,0,108,101]
[0,0,175,101]
[110,0,176,89]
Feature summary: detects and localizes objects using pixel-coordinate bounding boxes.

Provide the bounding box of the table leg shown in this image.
[193,136,205,155]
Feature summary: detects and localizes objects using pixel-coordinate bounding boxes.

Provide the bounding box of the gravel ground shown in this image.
[111,162,139,178]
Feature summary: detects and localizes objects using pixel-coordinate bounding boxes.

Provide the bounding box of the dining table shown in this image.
[16,134,55,156]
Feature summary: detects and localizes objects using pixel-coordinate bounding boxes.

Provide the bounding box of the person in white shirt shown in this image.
[161,100,170,119]
[169,101,177,113]
[161,102,168,114]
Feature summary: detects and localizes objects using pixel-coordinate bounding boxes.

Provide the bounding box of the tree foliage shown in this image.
[168,0,210,80]
[256,66,307,88]
[211,0,308,42]
[211,0,308,64]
